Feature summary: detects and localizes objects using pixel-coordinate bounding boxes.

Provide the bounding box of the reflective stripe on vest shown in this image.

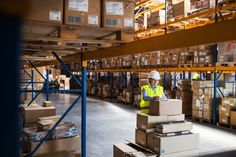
[140,85,164,114]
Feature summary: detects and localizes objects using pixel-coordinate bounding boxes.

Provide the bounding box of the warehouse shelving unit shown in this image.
[14,1,236,157]
[19,52,87,157]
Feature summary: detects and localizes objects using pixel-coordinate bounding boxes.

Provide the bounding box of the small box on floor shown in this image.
[149,99,182,116]
[43,101,53,107]
[25,135,81,156]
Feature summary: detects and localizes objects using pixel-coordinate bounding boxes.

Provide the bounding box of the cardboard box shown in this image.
[137,112,167,129]
[102,0,134,29]
[25,0,63,23]
[34,151,81,157]
[135,128,151,147]
[230,111,236,126]
[114,142,156,157]
[192,109,203,118]
[147,133,199,155]
[38,115,62,123]
[150,99,182,116]
[167,114,185,122]
[155,122,192,134]
[59,28,78,39]
[25,135,81,156]
[20,104,56,125]
[116,31,134,42]
[147,10,165,26]
[64,0,101,27]
[137,113,185,129]
[43,101,53,107]
[173,0,190,17]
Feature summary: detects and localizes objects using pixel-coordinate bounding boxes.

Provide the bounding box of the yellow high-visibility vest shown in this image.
[140,85,164,114]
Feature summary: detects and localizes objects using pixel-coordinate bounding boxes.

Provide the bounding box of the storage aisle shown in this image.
[36,94,236,157]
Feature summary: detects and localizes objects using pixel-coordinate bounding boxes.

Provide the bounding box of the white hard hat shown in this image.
[148,70,161,80]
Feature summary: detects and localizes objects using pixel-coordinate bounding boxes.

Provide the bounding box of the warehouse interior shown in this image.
[1,0,236,157]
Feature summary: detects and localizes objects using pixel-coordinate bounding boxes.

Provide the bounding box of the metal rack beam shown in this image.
[86,66,236,72]
[83,18,236,60]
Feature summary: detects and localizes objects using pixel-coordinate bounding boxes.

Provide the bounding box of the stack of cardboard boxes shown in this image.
[193,47,214,66]
[179,51,193,65]
[172,0,191,18]
[190,0,215,13]
[147,10,165,27]
[219,98,236,125]
[218,40,236,63]
[26,0,134,36]
[20,102,81,156]
[191,80,222,121]
[134,99,199,156]
[176,79,193,115]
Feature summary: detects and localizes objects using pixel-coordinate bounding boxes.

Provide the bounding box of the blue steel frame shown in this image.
[212,0,218,125]
[20,52,87,157]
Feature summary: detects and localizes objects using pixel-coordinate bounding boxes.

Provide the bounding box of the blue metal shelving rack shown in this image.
[20,52,87,157]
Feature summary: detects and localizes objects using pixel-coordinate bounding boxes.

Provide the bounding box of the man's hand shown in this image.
[153,96,160,101]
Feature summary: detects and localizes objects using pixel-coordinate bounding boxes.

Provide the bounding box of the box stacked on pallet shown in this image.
[134,99,199,156]
[150,51,161,67]
[20,102,81,156]
[22,117,80,156]
[219,98,236,125]
[193,46,214,66]
[191,81,222,122]
[176,79,193,115]
[147,10,165,27]
[20,103,56,127]
[140,53,151,67]
[179,51,194,66]
[218,40,236,64]
[172,0,191,18]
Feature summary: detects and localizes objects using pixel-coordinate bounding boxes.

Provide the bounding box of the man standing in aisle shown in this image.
[140,70,167,114]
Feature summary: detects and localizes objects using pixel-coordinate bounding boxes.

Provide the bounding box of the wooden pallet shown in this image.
[217,62,236,67]
[178,64,192,68]
[217,122,231,128]
[230,125,236,130]
[193,64,213,67]
[192,117,211,124]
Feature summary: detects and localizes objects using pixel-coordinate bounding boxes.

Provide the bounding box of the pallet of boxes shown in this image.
[20,101,80,157]
[219,97,236,129]
[191,80,222,123]
[114,99,199,157]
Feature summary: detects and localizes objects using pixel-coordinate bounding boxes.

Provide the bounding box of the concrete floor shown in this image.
[36,93,236,157]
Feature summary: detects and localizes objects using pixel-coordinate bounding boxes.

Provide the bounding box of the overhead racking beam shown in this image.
[87,66,236,72]
[83,18,236,60]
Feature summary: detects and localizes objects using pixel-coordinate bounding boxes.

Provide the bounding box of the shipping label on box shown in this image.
[124,18,134,27]
[106,1,124,15]
[88,15,99,25]
[49,10,61,21]
[69,0,89,12]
